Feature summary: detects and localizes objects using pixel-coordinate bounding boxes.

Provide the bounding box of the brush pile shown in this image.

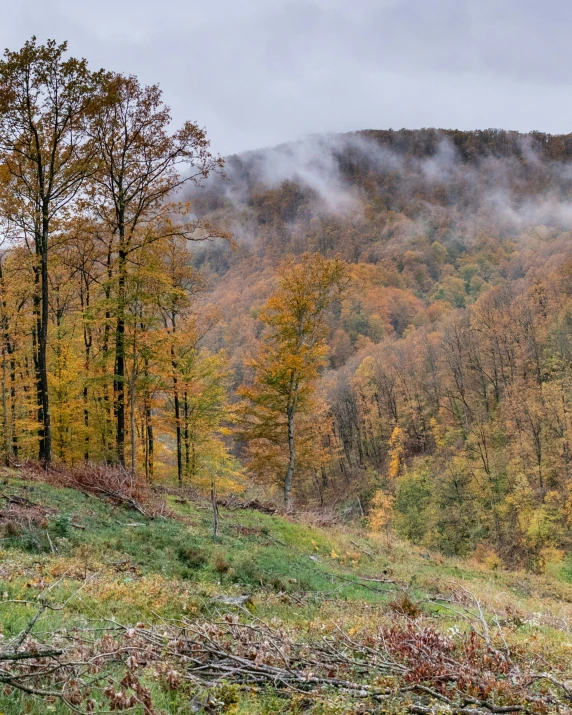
[22,462,166,518]
[2,604,572,714]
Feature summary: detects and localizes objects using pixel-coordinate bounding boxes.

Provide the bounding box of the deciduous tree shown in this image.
[239,253,348,509]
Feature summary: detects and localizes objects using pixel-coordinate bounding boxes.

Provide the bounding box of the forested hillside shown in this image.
[5,36,572,715]
[190,128,572,569]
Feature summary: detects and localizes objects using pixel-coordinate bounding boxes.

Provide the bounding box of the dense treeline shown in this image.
[189,126,572,569]
[323,267,572,570]
[0,38,235,486]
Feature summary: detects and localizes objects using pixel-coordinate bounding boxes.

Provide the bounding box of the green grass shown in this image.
[0,476,398,601]
[2,473,572,712]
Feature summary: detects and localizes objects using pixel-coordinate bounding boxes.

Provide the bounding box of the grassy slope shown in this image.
[2,472,572,713]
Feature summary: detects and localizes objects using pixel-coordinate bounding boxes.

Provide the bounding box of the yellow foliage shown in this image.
[368,490,395,532]
[238,253,348,504]
[388,426,405,480]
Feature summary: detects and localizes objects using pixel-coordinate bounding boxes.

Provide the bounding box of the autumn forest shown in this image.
[3,38,572,572]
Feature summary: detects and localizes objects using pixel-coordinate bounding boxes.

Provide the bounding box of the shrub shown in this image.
[49,514,72,537]
[213,551,230,574]
[177,546,208,569]
[2,522,20,538]
[388,593,422,619]
[228,556,264,587]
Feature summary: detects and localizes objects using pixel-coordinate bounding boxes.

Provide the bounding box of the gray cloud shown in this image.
[1,1,571,155]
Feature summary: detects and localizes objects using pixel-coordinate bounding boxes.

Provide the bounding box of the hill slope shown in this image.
[194,128,572,365]
[2,469,572,713]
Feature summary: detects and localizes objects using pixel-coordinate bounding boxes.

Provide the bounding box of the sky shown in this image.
[1,0,571,156]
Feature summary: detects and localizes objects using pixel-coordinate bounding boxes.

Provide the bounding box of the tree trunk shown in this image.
[0,265,13,464]
[114,248,127,466]
[144,397,154,481]
[37,220,51,463]
[211,479,219,539]
[143,358,153,480]
[147,410,154,480]
[284,407,295,510]
[173,375,182,486]
[9,351,17,459]
[81,278,92,462]
[130,373,136,475]
[183,393,189,479]
[170,316,182,486]
[1,345,7,463]
[102,248,113,460]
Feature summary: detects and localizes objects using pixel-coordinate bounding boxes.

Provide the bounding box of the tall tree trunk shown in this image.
[102,247,113,460]
[284,406,295,510]
[183,393,189,479]
[114,247,127,466]
[284,376,300,510]
[36,218,51,463]
[32,264,43,459]
[130,325,137,476]
[173,373,182,486]
[81,277,92,462]
[1,345,7,464]
[130,373,136,475]
[143,357,153,480]
[170,314,182,486]
[146,403,154,480]
[9,350,17,459]
[0,263,13,464]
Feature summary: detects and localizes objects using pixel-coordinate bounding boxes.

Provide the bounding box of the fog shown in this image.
[196,130,572,249]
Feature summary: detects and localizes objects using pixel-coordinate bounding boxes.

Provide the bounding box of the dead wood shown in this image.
[2,603,570,714]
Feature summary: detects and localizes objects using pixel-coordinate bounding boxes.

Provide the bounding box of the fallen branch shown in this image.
[1,594,570,714]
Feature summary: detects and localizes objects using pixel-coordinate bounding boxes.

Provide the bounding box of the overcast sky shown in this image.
[1,0,571,156]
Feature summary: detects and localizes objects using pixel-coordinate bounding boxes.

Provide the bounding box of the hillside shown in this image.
[180,129,572,567]
[2,469,572,713]
[2,122,572,565]
[193,128,572,368]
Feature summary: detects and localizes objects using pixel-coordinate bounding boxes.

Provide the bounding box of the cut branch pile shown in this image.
[0,491,55,529]
[215,495,278,514]
[22,462,166,518]
[2,600,572,714]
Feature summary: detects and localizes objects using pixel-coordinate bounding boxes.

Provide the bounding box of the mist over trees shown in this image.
[4,38,572,568]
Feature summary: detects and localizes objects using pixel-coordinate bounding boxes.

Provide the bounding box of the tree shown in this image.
[0,38,101,461]
[86,72,223,465]
[239,253,348,509]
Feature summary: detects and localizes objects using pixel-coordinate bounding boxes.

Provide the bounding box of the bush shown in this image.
[2,522,20,538]
[49,514,72,537]
[213,551,230,574]
[388,593,422,619]
[177,545,208,569]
